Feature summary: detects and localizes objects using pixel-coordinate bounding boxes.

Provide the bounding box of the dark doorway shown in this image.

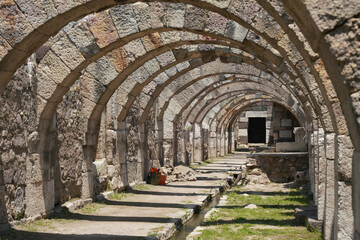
[248,117,266,143]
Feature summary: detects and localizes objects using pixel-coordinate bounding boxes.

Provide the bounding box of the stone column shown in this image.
[202,128,209,161]
[353,151,360,240]
[216,131,221,157]
[336,135,354,240]
[193,123,203,162]
[156,120,164,166]
[231,131,235,153]
[0,159,9,232]
[163,119,174,166]
[317,128,326,221]
[208,130,217,158]
[220,128,225,156]
[311,129,319,203]
[324,133,336,240]
[138,123,147,180]
[117,121,128,190]
[224,130,229,155]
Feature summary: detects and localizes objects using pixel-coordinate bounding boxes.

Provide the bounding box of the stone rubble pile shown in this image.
[161,165,197,183]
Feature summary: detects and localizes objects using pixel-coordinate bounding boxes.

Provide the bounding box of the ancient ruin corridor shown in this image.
[0,1,359,239]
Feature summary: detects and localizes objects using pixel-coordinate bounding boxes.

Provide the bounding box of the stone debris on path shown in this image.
[161,165,197,183]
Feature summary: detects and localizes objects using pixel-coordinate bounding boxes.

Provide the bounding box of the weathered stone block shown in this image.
[133,2,151,31]
[337,181,353,240]
[166,3,186,28]
[87,11,119,49]
[87,57,118,85]
[67,22,100,58]
[109,5,139,38]
[184,5,207,30]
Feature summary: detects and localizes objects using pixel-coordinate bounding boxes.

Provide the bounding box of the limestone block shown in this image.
[143,58,161,75]
[153,72,169,85]
[80,97,96,120]
[205,12,227,35]
[225,20,248,43]
[93,159,107,177]
[337,135,353,181]
[165,66,178,77]
[87,57,118,85]
[109,5,139,38]
[337,181,353,240]
[0,0,34,46]
[184,5,207,30]
[87,11,119,48]
[80,72,105,103]
[141,33,163,51]
[107,48,128,72]
[25,182,46,218]
[275,142,307,152]
[67,22,100,58]
[51,36,85,70]
[157,51,177,67]
[37,50,71,85]
[304,0,360,33]
[0,35,11,60]
[176,61,191,72]
[148,2,166,28]
[166,3,186,28]
[107,165,116,178]
[228,0,261,24]
[132,2,151,31]
[325,133,336,160]
[324,159,335,240]
[52,0,86,14]
[123,39,146,60]
[245,111,267,118]
[130,66,149,84]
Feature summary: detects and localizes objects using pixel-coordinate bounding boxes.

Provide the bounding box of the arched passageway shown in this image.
[0,1,358,239]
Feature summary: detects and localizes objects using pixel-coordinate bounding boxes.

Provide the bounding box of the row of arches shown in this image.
[0,1,358,239]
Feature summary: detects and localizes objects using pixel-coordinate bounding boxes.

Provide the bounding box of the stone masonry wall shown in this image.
[248,154,309,183]
[0,57,37,221]
[55,81,84,204]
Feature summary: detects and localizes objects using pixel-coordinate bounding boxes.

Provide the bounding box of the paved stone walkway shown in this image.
[4,153,247,240]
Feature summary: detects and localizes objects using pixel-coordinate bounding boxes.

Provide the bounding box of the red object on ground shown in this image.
[158,174,167,185]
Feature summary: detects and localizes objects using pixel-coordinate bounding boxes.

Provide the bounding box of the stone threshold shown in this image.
[150,183,228,240]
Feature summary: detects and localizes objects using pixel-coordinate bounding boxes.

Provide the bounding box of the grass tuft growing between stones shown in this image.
[74,203,105,214]
[107,192,134,201]
[132,184,152,191]
[194,185,322,240]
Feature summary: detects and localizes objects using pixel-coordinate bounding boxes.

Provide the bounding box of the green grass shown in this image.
[75,203,105,214]
[147,226,165,237]
[132,184,151,191]
[18,219,56,232]
[107,192,134,201]
[195,186,322,240]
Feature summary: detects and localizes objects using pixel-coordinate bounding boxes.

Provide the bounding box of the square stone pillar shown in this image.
[193,123,203,162]
[337,135,354,240]
[311,130,319,202]
[324,133,336,240]
[317,128,326,221]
